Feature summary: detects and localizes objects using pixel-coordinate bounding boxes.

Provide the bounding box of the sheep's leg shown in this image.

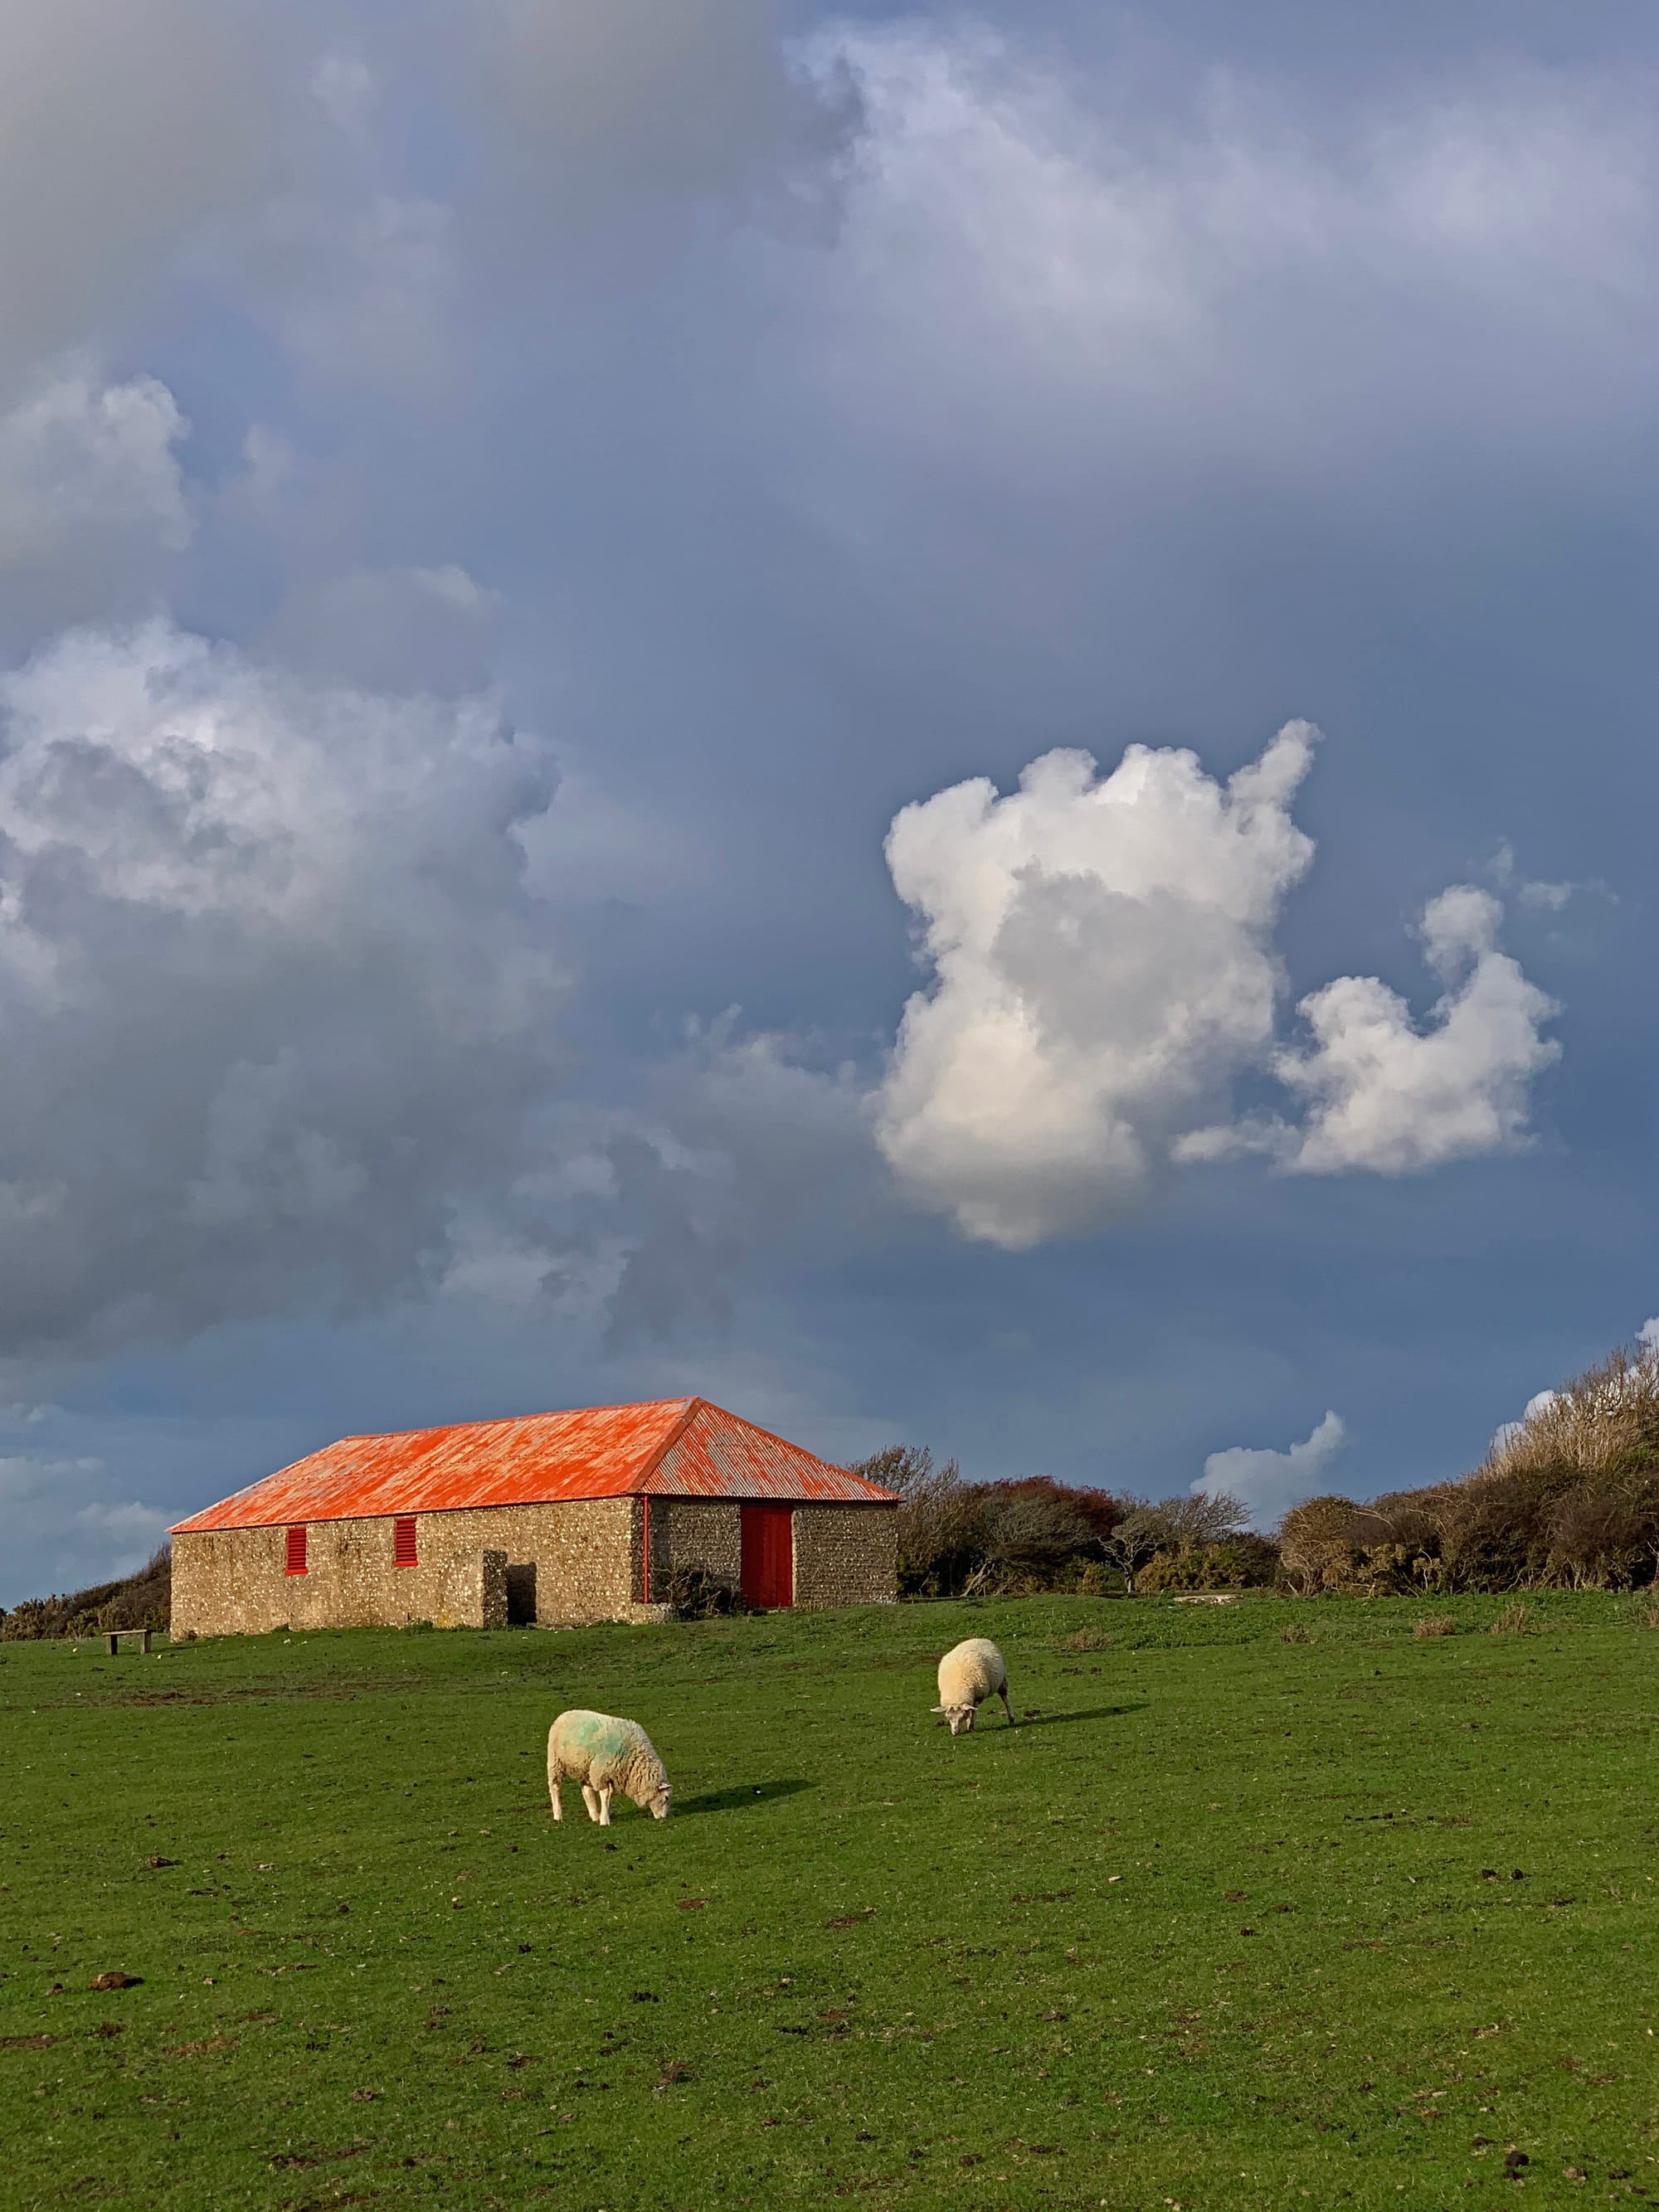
[597,1785,614,1827]
[581,1783,601,1823]
[550,1774,563,1821]
[1000,1685,1015,1725]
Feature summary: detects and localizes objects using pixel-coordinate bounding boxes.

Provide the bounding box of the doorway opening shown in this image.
[505,1563,538,1625]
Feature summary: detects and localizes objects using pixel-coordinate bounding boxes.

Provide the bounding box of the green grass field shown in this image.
[2,1593,1657,2211]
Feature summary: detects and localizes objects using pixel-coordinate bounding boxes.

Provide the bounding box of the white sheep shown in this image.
[932,1637,1014,1734]
[547,1709,673,1824]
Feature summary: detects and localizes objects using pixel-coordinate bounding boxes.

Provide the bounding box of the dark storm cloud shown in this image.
[0,0,285,401]
[0,622,562,1359]
[462,0,862,241]
[5,0,1659,1605]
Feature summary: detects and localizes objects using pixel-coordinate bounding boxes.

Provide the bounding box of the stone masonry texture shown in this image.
[172,1496,895,1636]
[792,1505,898,1608]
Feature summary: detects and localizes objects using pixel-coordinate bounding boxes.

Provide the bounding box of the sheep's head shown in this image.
[647,1782,673,1820]
[932,1703,977,1736]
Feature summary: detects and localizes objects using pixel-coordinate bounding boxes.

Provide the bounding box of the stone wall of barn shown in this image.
[172,1494,897,1636]
[171,1498,667,1637]
[649,1499,741,1594]
[792,1505,898,1607]
[169,1519,507,1636]
[645,1499,897,1608]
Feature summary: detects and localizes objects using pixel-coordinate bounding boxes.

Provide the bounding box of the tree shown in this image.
[978,1486,1093,1586]
[1097,1500,1165,1593]
[854,1445,980,1594]
[851,1444,946,1500]
[1096,1490,1250,1592]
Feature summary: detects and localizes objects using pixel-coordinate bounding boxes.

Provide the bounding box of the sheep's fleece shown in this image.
[547,1709,672,1823]
[933,1637,1014,1733]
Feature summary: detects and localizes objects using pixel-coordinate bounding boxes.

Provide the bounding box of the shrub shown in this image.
[0,1546,171,1641]
[1136,1532,1276,1596]
[1488,1344,1659,1484]
[854,1447,1138,1598]
[1490,1602,1534,1636]
[1266,1333,1659,1600]
[1095,1491,1262,1594]
[1544,1487,1648,1589]
[1277,1495,1367,1597]
[981,1485,1097,1583]
[1413,1616,1458,1639]
[659,1563,745,1621]
[1070,1561,1122,1598]
[853,1449,1279,1601]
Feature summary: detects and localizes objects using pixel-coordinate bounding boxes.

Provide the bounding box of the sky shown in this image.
[4,0,1659,1599]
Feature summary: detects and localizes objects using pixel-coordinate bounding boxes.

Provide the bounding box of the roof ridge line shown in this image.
[316,1397,699,1453]
[691,1397,864,1483]
[644,1397,895,1502]
[635,1398,703,1495]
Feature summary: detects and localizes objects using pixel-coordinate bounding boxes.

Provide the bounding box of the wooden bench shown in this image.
[104,1628,153,1655]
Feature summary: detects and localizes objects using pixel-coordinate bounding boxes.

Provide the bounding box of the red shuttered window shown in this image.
[393,1515,417,1567]
[285,1524,308,1576]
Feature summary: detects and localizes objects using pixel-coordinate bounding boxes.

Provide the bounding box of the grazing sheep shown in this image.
[933,1637,1014,1734]
[547,1709,673,1824]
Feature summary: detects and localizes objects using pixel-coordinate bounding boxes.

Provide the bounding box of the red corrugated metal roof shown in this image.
[170,1398,898,1532]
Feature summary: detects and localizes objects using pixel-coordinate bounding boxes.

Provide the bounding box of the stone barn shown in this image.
[169,1396,898,1636]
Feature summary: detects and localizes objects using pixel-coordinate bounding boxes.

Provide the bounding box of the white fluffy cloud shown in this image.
[875,728,1560,1245]
[0,620,563,1359]
[1195,1410,1346,1529]
[1275,887,1561,1174]
[875,722,1320,1247]
[0,361,191,634]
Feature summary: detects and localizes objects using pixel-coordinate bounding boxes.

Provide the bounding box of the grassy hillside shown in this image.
[2,1594,1657,2210]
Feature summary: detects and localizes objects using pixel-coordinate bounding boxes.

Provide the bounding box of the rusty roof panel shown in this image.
[644,1403,890,1504]
[171,1396,896,1532]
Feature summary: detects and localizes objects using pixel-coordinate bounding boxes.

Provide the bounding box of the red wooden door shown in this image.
[740,1503,794,1609]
